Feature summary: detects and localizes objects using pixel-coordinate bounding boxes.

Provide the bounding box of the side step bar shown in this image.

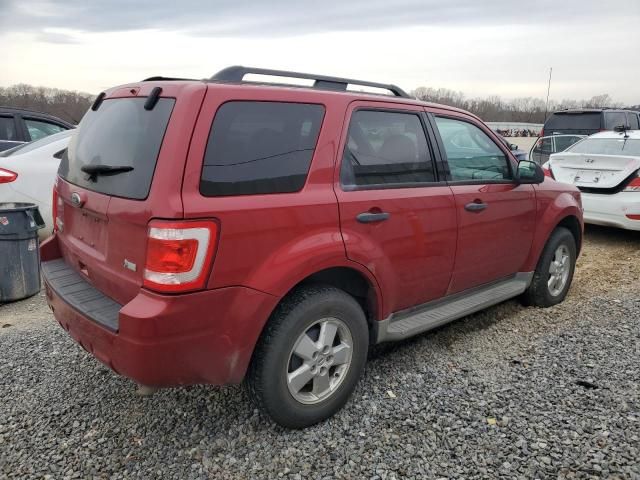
[375,273,533,343]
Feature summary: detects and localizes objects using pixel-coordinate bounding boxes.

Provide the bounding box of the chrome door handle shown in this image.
[356,212,390,223]
[464,202,488,212]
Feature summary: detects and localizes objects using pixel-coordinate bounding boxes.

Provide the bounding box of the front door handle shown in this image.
[356,212,390,223]
[464,202,488,212]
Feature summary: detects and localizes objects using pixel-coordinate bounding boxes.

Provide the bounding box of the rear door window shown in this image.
[435,116,511,181]
[200,101,325,196]
[58,97,175,200]
[627,113,639,130]
[604,112,628,129]
[24,118,67,141]
[340,110,436,188]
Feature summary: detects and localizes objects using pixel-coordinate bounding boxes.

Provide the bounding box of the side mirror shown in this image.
[516,160,544,184]
[510,143,519,151]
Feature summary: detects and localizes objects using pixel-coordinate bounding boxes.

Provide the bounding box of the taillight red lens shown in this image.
[146,237,198,273]
[143,220,218,293]
[623,176,640,192]
[539,129,544,138]
[542,163,554,179]
[0,168,18,183]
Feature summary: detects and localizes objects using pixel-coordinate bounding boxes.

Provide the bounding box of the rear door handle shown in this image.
[356,212,390,223]
[464,202,488,212]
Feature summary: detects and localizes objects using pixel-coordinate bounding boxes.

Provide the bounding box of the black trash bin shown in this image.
[0,203,46,302]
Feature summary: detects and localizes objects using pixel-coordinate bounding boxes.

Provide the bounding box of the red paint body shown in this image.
[41,80,583,387]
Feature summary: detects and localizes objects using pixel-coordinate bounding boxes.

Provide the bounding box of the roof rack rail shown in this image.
[210,66,411,98]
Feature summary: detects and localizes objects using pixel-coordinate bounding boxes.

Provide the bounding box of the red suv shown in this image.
[41,67,583,428]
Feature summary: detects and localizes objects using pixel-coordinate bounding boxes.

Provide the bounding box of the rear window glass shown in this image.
[200,101,324,196]
[567,138,640,156]
[545,112,600,130]
[58,98,174,200]
[628,113,640,130]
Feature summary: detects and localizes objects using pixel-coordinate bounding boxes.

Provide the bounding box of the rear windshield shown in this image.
[58,98,174,200]
[545,112,600,130]
[200,101,325,196]
[567,138,640,156]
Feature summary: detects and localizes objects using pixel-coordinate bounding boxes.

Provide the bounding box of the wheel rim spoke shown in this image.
[293,333,317,361]
[318,321,338,349]
[288,364,314,393]
[331,343,351,366]
[312,372,331,396]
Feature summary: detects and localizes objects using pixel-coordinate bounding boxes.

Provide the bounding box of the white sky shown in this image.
[0,1,639,104]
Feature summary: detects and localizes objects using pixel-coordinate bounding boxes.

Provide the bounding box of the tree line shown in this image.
[0,84,94,124]
[0,83,636,125]
[411,87,633,123]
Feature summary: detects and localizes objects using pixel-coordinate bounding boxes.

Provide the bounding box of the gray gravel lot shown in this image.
[1,225,639,479]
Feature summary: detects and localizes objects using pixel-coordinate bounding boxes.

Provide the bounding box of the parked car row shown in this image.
[0,107,74,152]
[0,130,73,239]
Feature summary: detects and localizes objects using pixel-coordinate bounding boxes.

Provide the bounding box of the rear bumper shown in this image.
[41,239,279,387]
[582,192,640,231]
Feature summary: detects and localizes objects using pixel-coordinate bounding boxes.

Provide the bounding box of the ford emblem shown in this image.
[70,192,83,207]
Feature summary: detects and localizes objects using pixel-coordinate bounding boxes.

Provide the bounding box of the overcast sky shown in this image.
[0,0,638,104]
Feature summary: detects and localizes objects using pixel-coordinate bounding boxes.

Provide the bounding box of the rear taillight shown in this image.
[542,163,554,179]
[539,129,544,138]
[52,178,64,232]
[0,168,18,183]
[623,175,640,192]
[143,220,218,293]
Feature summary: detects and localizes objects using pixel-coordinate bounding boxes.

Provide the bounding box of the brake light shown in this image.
[539,129,544,138]
[623,176,640,192]
[143,220,218,293]
[0,168,18,183]
[542,163,554,179]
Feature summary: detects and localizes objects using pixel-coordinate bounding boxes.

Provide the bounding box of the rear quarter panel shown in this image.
[180,85,384,311]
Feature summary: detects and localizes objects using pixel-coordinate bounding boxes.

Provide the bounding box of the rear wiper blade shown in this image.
[81,164,133,181]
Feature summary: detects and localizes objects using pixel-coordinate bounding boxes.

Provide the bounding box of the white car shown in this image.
[543,130,640,231]
[0,130,73,239]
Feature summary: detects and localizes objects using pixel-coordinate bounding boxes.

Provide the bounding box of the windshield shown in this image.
[58,97,175,200]
[566,137,640,156]
[0,129,73,157]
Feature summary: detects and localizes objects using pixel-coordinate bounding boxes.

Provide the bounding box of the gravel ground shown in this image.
[1,225,639,479]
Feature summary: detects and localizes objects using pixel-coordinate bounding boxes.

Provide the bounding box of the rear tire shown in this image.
[246,285,369,428]
[521,227,576,307]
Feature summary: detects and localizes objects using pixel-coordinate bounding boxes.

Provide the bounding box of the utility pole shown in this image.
[543,67,553,122]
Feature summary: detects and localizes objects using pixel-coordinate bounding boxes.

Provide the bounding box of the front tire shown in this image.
[246,285,369,428]
[521,227,576,307]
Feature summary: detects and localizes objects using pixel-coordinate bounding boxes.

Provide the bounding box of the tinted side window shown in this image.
[341,110,435,187]
[0,116,18,141]
[604,112,628,129]
[201,102,324,196]
[25,118,67,141]
[627,113,639,130]
[435,117,511,181]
